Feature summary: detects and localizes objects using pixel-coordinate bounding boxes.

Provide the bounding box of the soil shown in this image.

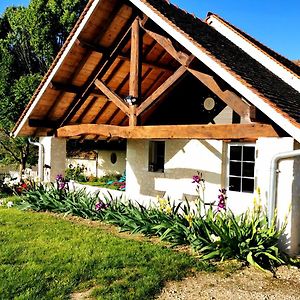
[157,265,300,300]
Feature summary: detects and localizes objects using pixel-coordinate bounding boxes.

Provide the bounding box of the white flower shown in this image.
[7,201,13,208]
[4,178,10,185]
[210,234,221,243]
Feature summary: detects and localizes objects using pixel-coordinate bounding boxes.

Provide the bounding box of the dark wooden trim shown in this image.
[28,119,57,128]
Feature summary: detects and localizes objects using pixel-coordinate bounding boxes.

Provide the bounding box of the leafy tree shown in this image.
[0,0,88,174]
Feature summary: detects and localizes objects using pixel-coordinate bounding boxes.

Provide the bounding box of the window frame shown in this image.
[227,142,256,194]
[148,141,165,173]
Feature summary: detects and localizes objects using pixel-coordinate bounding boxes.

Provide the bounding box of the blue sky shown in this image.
[1,0,299,60]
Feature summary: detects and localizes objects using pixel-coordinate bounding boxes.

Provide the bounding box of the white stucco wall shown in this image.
[256,137,300,255]
[126,137,300,255]
[126,139,224,206]
[67,150,126,178]
[40,137,66,182]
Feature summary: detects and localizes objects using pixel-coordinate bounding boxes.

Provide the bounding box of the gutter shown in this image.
[268,149,300,226]
[28,138,44,182]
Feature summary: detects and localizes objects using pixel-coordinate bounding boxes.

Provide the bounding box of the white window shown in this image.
[148,141,165,172]
[228,143,255,193]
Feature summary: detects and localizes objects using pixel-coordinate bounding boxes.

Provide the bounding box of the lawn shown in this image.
[0,208,203,300]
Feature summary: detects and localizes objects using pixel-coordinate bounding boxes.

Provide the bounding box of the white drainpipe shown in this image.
[28,138,44,182]
[268,149,300,226]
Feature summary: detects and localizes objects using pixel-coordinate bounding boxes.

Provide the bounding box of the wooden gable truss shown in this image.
[15,0,279,141]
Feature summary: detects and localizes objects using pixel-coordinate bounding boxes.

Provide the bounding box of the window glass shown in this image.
[110,153,117,164]
[228,144,255,193]
[242,162,255,177]
[229,176,241,192]
[242,178,254,193]
[230,146,242,160]
[229,161,241,176]
[148,141,165,172]
[243,146,255,161]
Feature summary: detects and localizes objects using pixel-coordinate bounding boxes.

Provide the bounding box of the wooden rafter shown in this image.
[91,101,111,124]
[94,79,130,115]
[57,123,279,140]
[187,68,256,120]
[58,12,138,127]
[28,119,57,128]
[141,24,190,66]
[142,26,256,121]
[136,65,187,116]
[43,2,126,123]
[78,39,173,72]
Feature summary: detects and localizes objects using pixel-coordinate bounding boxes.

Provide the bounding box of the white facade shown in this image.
[67,150,126,178]
[40,137,66,182]
[126,137,300,255]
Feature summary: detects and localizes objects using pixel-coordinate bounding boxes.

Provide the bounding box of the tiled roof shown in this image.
[207,13,300,77]
[144,0,300,124]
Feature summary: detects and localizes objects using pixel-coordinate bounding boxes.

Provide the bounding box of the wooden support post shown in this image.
[129,17,141,126]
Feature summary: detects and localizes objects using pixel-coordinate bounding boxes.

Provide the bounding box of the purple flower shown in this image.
[95,200,108,211]
[58,182,66,190]
[192,172,204,184]
[216,188,227,212]
[56,174,63,182]
[192,175,201,183]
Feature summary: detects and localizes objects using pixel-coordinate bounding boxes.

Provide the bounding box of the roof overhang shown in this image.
[12,0,300,143]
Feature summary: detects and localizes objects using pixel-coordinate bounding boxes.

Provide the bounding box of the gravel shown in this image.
[157,265,300,300]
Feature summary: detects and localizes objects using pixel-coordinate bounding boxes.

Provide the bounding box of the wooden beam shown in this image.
[50,82,81,94]
[136,66,187,116]
[142,26,190,66]
[28,119,57,128]
[130,18,141,98]
[57,124,278,139]
[44,2,125,122]
[129,18,141,126]
[94,79,130,115]
[58,12,137,127]
[142,26,256,121]
[187,68,256,121]
[76,38,108,54]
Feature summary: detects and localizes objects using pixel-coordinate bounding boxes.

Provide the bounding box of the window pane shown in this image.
[229,177,241,192]
[242,162,255,177]
[230,146,242,161]
[242,178,254,193]
[148,141,165,172]
[230,161,241,176]
[243,146,255,161]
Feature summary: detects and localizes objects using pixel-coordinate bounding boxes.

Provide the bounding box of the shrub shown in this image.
[65,164,87,182]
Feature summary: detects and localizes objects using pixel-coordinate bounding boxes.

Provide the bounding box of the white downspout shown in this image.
[28,138,44,182]
[268,149,300,226]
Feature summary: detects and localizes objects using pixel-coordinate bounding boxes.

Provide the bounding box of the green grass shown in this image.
[0,208,205,300]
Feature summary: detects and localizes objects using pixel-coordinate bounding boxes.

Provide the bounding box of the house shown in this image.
[12,0,300,255]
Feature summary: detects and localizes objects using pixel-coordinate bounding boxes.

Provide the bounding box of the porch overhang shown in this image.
[56,123,279,140]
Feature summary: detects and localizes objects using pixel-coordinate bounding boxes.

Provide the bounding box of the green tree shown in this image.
[0,0,88,174]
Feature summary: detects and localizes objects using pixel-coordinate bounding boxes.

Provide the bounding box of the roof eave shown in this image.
[12,0,101,137]
[129,0,300,142]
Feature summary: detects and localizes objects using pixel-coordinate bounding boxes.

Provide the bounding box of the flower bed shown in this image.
[4,173,290,272]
